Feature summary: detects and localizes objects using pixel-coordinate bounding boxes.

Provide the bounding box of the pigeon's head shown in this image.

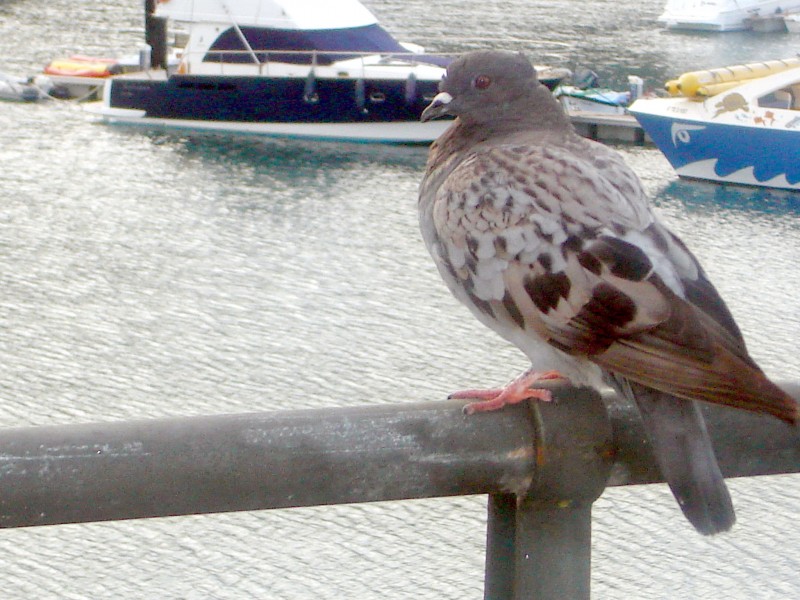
[421,51,544,126]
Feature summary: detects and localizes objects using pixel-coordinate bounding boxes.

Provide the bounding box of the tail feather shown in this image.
[622,379,735,535]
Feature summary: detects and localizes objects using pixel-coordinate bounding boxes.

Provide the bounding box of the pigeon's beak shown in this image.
[421,92,454,122]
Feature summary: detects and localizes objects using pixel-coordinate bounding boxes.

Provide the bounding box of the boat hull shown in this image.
[630,101,800,190]
[87,105,451,142]
[555,87,629,115]
[94,72,453,143]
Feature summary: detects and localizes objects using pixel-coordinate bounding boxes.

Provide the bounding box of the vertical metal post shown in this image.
[483,385,612,600]
[513,501,593,599]
[484,493,517,600]
[484,496,593,600]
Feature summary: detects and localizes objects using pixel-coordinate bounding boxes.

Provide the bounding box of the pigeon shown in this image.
[418,50,798,535]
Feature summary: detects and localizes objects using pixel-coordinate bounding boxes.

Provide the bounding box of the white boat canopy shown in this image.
[155,0,379,30]
[154,0,448,67]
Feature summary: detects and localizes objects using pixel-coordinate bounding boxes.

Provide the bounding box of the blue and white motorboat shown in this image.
[629,60,800,190]
[86,0,567,143]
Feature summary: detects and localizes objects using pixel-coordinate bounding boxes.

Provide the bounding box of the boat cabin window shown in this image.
[758,88,796,110]
[204,24,408,65]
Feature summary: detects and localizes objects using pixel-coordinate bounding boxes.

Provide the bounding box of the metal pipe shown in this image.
[0,384,797,529]
[0,395,541,528]
[603,383,800,486]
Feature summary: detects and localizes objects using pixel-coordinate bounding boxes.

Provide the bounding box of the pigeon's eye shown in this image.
[473,75,492,90]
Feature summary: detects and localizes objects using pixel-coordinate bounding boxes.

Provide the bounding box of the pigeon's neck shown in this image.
[424,86,576,183]
[431,104,574,166]
[471,85,573,134]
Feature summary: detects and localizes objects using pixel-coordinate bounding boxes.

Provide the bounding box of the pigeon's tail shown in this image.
[623,380,736,535]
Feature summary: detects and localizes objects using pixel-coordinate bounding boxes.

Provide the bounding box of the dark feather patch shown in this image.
[525,272,571,313]
[579,223,599,239]
[537,252,553,272]
[577,251,602,275]
[465,253,477,275]
[502,291,525,329]
[467,289,495,319]
[533,221,553,244]
[466,235,479,257]
[562,234,584,253]
[585,282,637,328]
[590,236,652,281]
[567,283,637,353]
[494,235,508,255]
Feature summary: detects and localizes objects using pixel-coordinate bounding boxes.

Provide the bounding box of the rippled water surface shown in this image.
[2,0,800,598]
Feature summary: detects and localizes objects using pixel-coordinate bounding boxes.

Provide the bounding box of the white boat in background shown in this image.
[555,86,630,114]
[743,11,789,31]
[0,73,52,102]
[86,0,567,143]
[629,60,800,190]
[658,0,800,31]
[554,71,644,116]
[784,12,800,30]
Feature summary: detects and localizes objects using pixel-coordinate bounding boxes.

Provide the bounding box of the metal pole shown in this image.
[513,501,593,600]
[484,493,517,600]
[483,385,613,600]
[0,384,796,531]
[0,399,540,528]
[484,495,594,600]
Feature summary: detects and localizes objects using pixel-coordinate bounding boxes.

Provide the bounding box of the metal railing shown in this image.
[0,382,798,599]
[173,48,444,77]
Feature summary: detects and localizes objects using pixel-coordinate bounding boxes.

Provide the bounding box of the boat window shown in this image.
[203,25,450,67]
[758,88,793,109]
[176,80,237,92]
[206,24,405,65]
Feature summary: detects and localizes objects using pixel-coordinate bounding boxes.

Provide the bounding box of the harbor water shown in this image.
[2,0,800,597]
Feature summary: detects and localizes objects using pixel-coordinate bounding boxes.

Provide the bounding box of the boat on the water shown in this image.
[784,12,800,30]
[555,86,631,115]
[0,73,52,102]
[657,0,800,31]
[554,70,644,116]
[629,59,800,190]
[43,53,180,101]
[86,0,567,143]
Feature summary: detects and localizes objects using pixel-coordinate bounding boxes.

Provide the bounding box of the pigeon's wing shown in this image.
[429,141,797,424]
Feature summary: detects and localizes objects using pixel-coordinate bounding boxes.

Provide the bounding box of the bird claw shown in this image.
[452,369,566,414]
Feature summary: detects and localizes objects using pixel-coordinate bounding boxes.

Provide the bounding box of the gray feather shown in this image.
[615,377,735,535]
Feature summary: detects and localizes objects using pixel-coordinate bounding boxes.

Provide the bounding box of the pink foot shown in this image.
[450,369,566,414]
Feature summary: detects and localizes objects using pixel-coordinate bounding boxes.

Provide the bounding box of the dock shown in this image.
[568,110,650,144]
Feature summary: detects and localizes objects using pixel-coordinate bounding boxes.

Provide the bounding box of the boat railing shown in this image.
[174,47,448,76]
[0,383,798,598]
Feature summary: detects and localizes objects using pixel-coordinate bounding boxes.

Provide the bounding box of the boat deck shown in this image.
[93,68,651,145]
[569,110,650,144]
